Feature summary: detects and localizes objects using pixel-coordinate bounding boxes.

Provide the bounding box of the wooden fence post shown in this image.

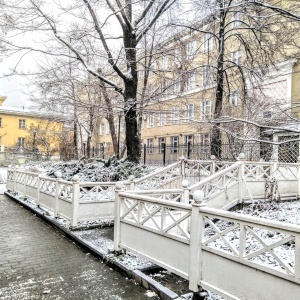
[114,181,124,251]
[210,155,216,174]
[13,167,17,192]
[189,190,206,298]
[54,171,62,218]
[238,153,245,204]
[71,175,80,228]
[128,175,135,190]
[182,180,189,204]
[23,171,27,199]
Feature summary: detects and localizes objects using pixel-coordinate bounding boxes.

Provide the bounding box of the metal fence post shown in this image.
[187,141,191,159]
[179,156,186,182]
[71,175,80,228]
[114,181,124,251]
[143,143,146,165]
[189,190,206,298]
[163,143,166,166]
[238,153,245,203]
[54,171,62,218]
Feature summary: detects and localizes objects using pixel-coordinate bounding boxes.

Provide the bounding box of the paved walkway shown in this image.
[0,195,150,299]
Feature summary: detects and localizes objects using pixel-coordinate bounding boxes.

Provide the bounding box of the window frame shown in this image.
[201,100,212,120]
[19,119,26,129]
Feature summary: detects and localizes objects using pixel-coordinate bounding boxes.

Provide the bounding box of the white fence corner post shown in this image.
[238,153,245,204]
[128,175,135,190]
[182,180,189,204]
[13,166,17,192]
[114,181,124,252]
[23,169,27,199]
[270,153,278,177]
[210,155,216,174]
[54,171,62,218]
[71,175,80,228]
[37,168,44,207]
[189,190,206,295]
[37,174,41,207]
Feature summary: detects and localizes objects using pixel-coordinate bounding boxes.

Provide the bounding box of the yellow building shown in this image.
[92,2,300,163]
[0,94,64,162]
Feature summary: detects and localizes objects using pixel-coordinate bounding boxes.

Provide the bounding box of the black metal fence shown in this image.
[140,141,299,165]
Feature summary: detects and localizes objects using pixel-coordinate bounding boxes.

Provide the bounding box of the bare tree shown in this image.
[2,0,178,163]
[174,0,300,158]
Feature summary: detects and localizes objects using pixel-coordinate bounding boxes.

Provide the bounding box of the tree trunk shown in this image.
[211,1,226,159]
[123,27,141,163]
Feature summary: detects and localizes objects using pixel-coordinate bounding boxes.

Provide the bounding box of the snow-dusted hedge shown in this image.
[34,157,152,182]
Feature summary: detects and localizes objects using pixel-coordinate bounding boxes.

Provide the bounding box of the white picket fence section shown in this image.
[7,169,120,227]
[188,159,300,210]
[114,188,300,300]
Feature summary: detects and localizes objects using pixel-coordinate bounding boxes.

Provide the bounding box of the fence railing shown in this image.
[6,168,121,227]
[141,140,300,165]
[114,188,300,300]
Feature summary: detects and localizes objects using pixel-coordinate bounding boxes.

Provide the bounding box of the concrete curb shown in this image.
[4,191,182,300]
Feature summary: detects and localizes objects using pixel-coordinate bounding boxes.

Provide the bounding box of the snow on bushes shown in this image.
[36,157,152,182]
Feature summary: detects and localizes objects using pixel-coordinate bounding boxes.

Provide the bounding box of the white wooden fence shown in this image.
[114,187,300,300]
[7,168,118,227]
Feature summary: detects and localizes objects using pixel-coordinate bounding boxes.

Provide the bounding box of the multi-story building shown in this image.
[0,93,65,162]
[92,3,300,163]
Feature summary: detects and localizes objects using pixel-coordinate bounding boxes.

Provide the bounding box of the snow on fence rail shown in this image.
[6,168,121,227]
[114,187,300,300]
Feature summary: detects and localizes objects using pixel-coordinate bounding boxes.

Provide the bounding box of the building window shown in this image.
[161,55,168,69]
[186,40,197,59]
[201,100,212,120]
[147,113,155,128]
[185,104,195,122]
[200,133,211,154]
[174,47,182,67]
[139,68,145,80]
[147,138,154,154]
[18,137,25,148]
[232,12,242,28]
[106,123,110,134]
[170,136,179,153]
[19,119,26,129]
[203,66,213,86]
[173,76,181,94]
[171,107,180,124]
[184,135,194,153]
[229,91,240,106]
[100,123,105,135]
[186,71,196,91]
[231,50,242,65]
[158,137,166,153]
[98,143,105,154]
[158,112,167,126]
[203,33,214,52]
